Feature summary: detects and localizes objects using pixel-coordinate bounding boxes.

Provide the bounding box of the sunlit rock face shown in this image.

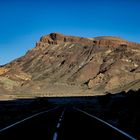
[1,33,140,96]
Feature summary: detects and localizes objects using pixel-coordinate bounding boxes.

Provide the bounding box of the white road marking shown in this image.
[0,106,59,133]
[56,122,61,128]
[53,132,58,140]
[52,107,66,140]
[75,107,137,140]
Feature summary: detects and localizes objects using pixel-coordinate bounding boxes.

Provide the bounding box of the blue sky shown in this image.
[0,0,140,65]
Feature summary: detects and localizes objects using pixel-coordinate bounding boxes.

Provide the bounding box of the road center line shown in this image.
[52,108,66,140]
[53,132,58,140]
[56,122,61,128]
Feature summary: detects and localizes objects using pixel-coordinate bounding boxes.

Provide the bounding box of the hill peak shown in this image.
[1,32,140,97]
[36,33,139,50]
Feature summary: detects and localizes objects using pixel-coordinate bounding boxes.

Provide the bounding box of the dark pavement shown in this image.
[0,106,135,140]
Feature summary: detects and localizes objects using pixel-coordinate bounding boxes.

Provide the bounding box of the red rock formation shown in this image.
[1,33,140,96]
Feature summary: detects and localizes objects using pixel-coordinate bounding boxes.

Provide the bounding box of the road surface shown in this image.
[0,106,136,140]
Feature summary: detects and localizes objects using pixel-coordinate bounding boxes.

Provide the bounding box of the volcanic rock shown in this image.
[1,33,140,96]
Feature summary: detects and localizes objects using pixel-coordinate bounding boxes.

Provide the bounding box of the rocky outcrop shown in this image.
[0,67,9,75]
[1,32,140,96]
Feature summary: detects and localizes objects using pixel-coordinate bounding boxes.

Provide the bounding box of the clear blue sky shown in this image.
[0,0,140,65]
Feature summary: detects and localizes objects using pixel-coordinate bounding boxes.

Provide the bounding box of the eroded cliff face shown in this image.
[1,33,140,96]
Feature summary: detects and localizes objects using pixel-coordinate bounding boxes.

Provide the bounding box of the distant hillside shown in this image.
[0,32,140,98]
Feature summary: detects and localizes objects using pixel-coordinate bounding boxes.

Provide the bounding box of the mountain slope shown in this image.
[0,33,140,97]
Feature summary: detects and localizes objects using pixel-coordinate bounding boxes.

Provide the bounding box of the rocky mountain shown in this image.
[0,32,140,97]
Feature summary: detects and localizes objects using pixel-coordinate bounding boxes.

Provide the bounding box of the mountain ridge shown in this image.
[0,32,140,98]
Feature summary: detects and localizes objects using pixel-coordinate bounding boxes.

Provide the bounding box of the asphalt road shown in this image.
[0,106,136,140]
